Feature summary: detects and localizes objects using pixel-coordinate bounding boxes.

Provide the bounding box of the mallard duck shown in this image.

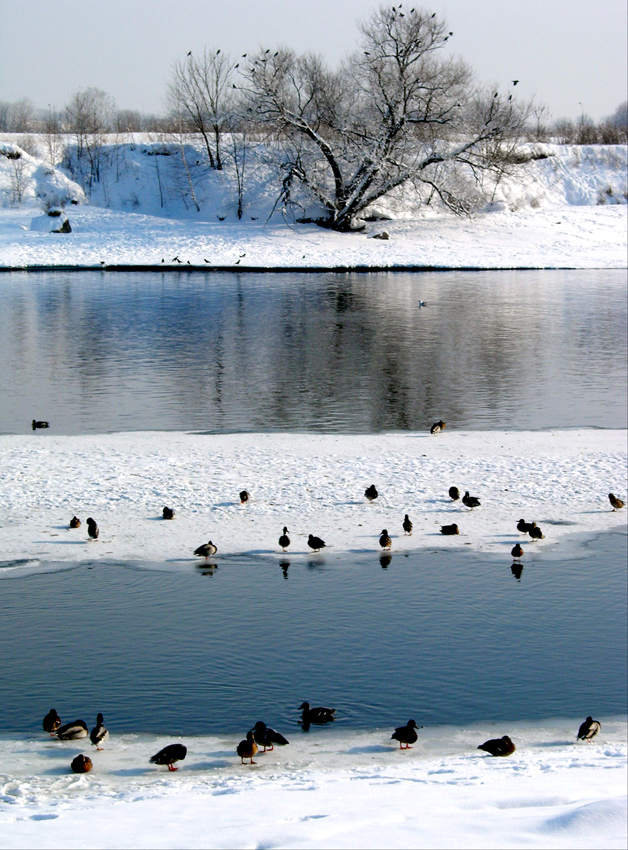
[430,420,446,434]
[462,492,481,509]
[90,713,109,750]
[478,735,515,757]
[448,486,460,501]
[150,743,187,771]
[609,493,625,511]
[365,484,378,502]
[236,729,258,764]
[379,529,392,549]
[402,514,413,535]
[440,523,459,535]
[511,543,523,563]
[194,540,217,559]
[43,708,61,735]
[69,516,81,529]
[278,527,290,551]
[391,719,422,749]
[517,518,532,534]
[307,534,326,552]
[299,702,336,724]
[239,490,250,504]
[57,719,88,740]
[70,754,93,774]
[86,517,99,540]
[162,506,175,520]
[529,522,544,540]
[32,420,50,430]
[577,716,601,742]
[251,721,289,752]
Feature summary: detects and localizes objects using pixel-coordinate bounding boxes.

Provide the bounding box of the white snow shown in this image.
[0,719,626,849]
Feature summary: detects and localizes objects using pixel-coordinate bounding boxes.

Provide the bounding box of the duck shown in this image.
[462,491,481,509]
[57,719,88,740]
[307,534,326,552]
[365,484,378,502]
[577,716,601,742]
[150,743,187,771]
[90,713,109,750]
[278,526,290,551]
[511,543,524,563]
[32,420,50,430]
[528,522,544,540]
[517,518,533,534]
[194,540,217,559]
[162,506,175,520]
[448,486,460,501]
[299,702,336,724]
[239,490,250,504]
[43,708,61,735]
[69,516,81,529]
[430,420,446,434]
[379,529,392,549]
[86,517,99,540]
[236,729,258,764]
[70,754,93,774]
[609,493,625,511]
[440,523,459,535]
[402,514,413,535]
[477,735,515,757]
[250,721,289,752]
[391,719,422,749]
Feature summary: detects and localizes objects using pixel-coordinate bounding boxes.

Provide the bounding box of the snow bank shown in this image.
[0,719,626,849]
[0,138,625,269]
[0,429,625,572]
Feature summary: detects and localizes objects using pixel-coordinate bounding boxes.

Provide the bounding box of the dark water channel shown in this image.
[0,269,626,434]
[0,532,625,735]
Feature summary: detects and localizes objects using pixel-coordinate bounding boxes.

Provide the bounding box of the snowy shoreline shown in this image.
[1,428,626,571]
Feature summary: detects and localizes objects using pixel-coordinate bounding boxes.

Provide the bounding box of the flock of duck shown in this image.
[41,705,604,775]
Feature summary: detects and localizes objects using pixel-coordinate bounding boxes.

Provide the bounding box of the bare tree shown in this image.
[63,87,116,193]
[242,6,529,230]
[168,48,235,170]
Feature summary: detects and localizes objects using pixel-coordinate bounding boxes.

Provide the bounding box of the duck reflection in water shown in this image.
[196,562,217,576]
[510,561,523,581]
[279,559,290,578]
[380,553,392,569]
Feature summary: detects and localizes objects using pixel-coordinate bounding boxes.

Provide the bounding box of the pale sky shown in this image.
[1,0,626,122]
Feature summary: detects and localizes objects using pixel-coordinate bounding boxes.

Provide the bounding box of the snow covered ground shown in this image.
[0,429,625,571]
[0,719,626,849]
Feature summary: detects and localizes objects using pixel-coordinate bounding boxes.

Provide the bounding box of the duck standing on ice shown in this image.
[90,713,109,750]
[150,743,187,771]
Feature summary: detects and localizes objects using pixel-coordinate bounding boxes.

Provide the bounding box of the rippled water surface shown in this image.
[0,269,626,434]
[0,532,625,735]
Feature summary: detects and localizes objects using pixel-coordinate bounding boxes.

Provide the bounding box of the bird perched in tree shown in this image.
[299,701,336,725]
[379,529,392,549]
[609,493,625,511]
[32,420,50,430]
[402,514,413,535]
[86,517,99,540]
[462,491,481,509]
[430,420,446,434]
[449,486,460,501]
[517,518,533,534]
[57,719,88,740]
[528,522,544,540]
[440,523,459,535]
[577,716,601,742]
[236,729,258,764]
[71,754,93,773]
[307,534,326,552]
[162,506,175,520]
[239,490,250,504]
[43,708,61,735]
[69,516,81,529]
[194,540,217,559]
[278,526,290,551]
[90,713,109,750]
[391,719,422,749]
[150,743,187,771]
[478,735,515,757]
[511,543,523,563]
[365,484,378,502]
[250,721,289,752]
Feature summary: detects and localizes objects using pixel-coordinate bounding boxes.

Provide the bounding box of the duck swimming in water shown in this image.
[150,743,187,771]
[299,702,336,724]
[32,420,50,430]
